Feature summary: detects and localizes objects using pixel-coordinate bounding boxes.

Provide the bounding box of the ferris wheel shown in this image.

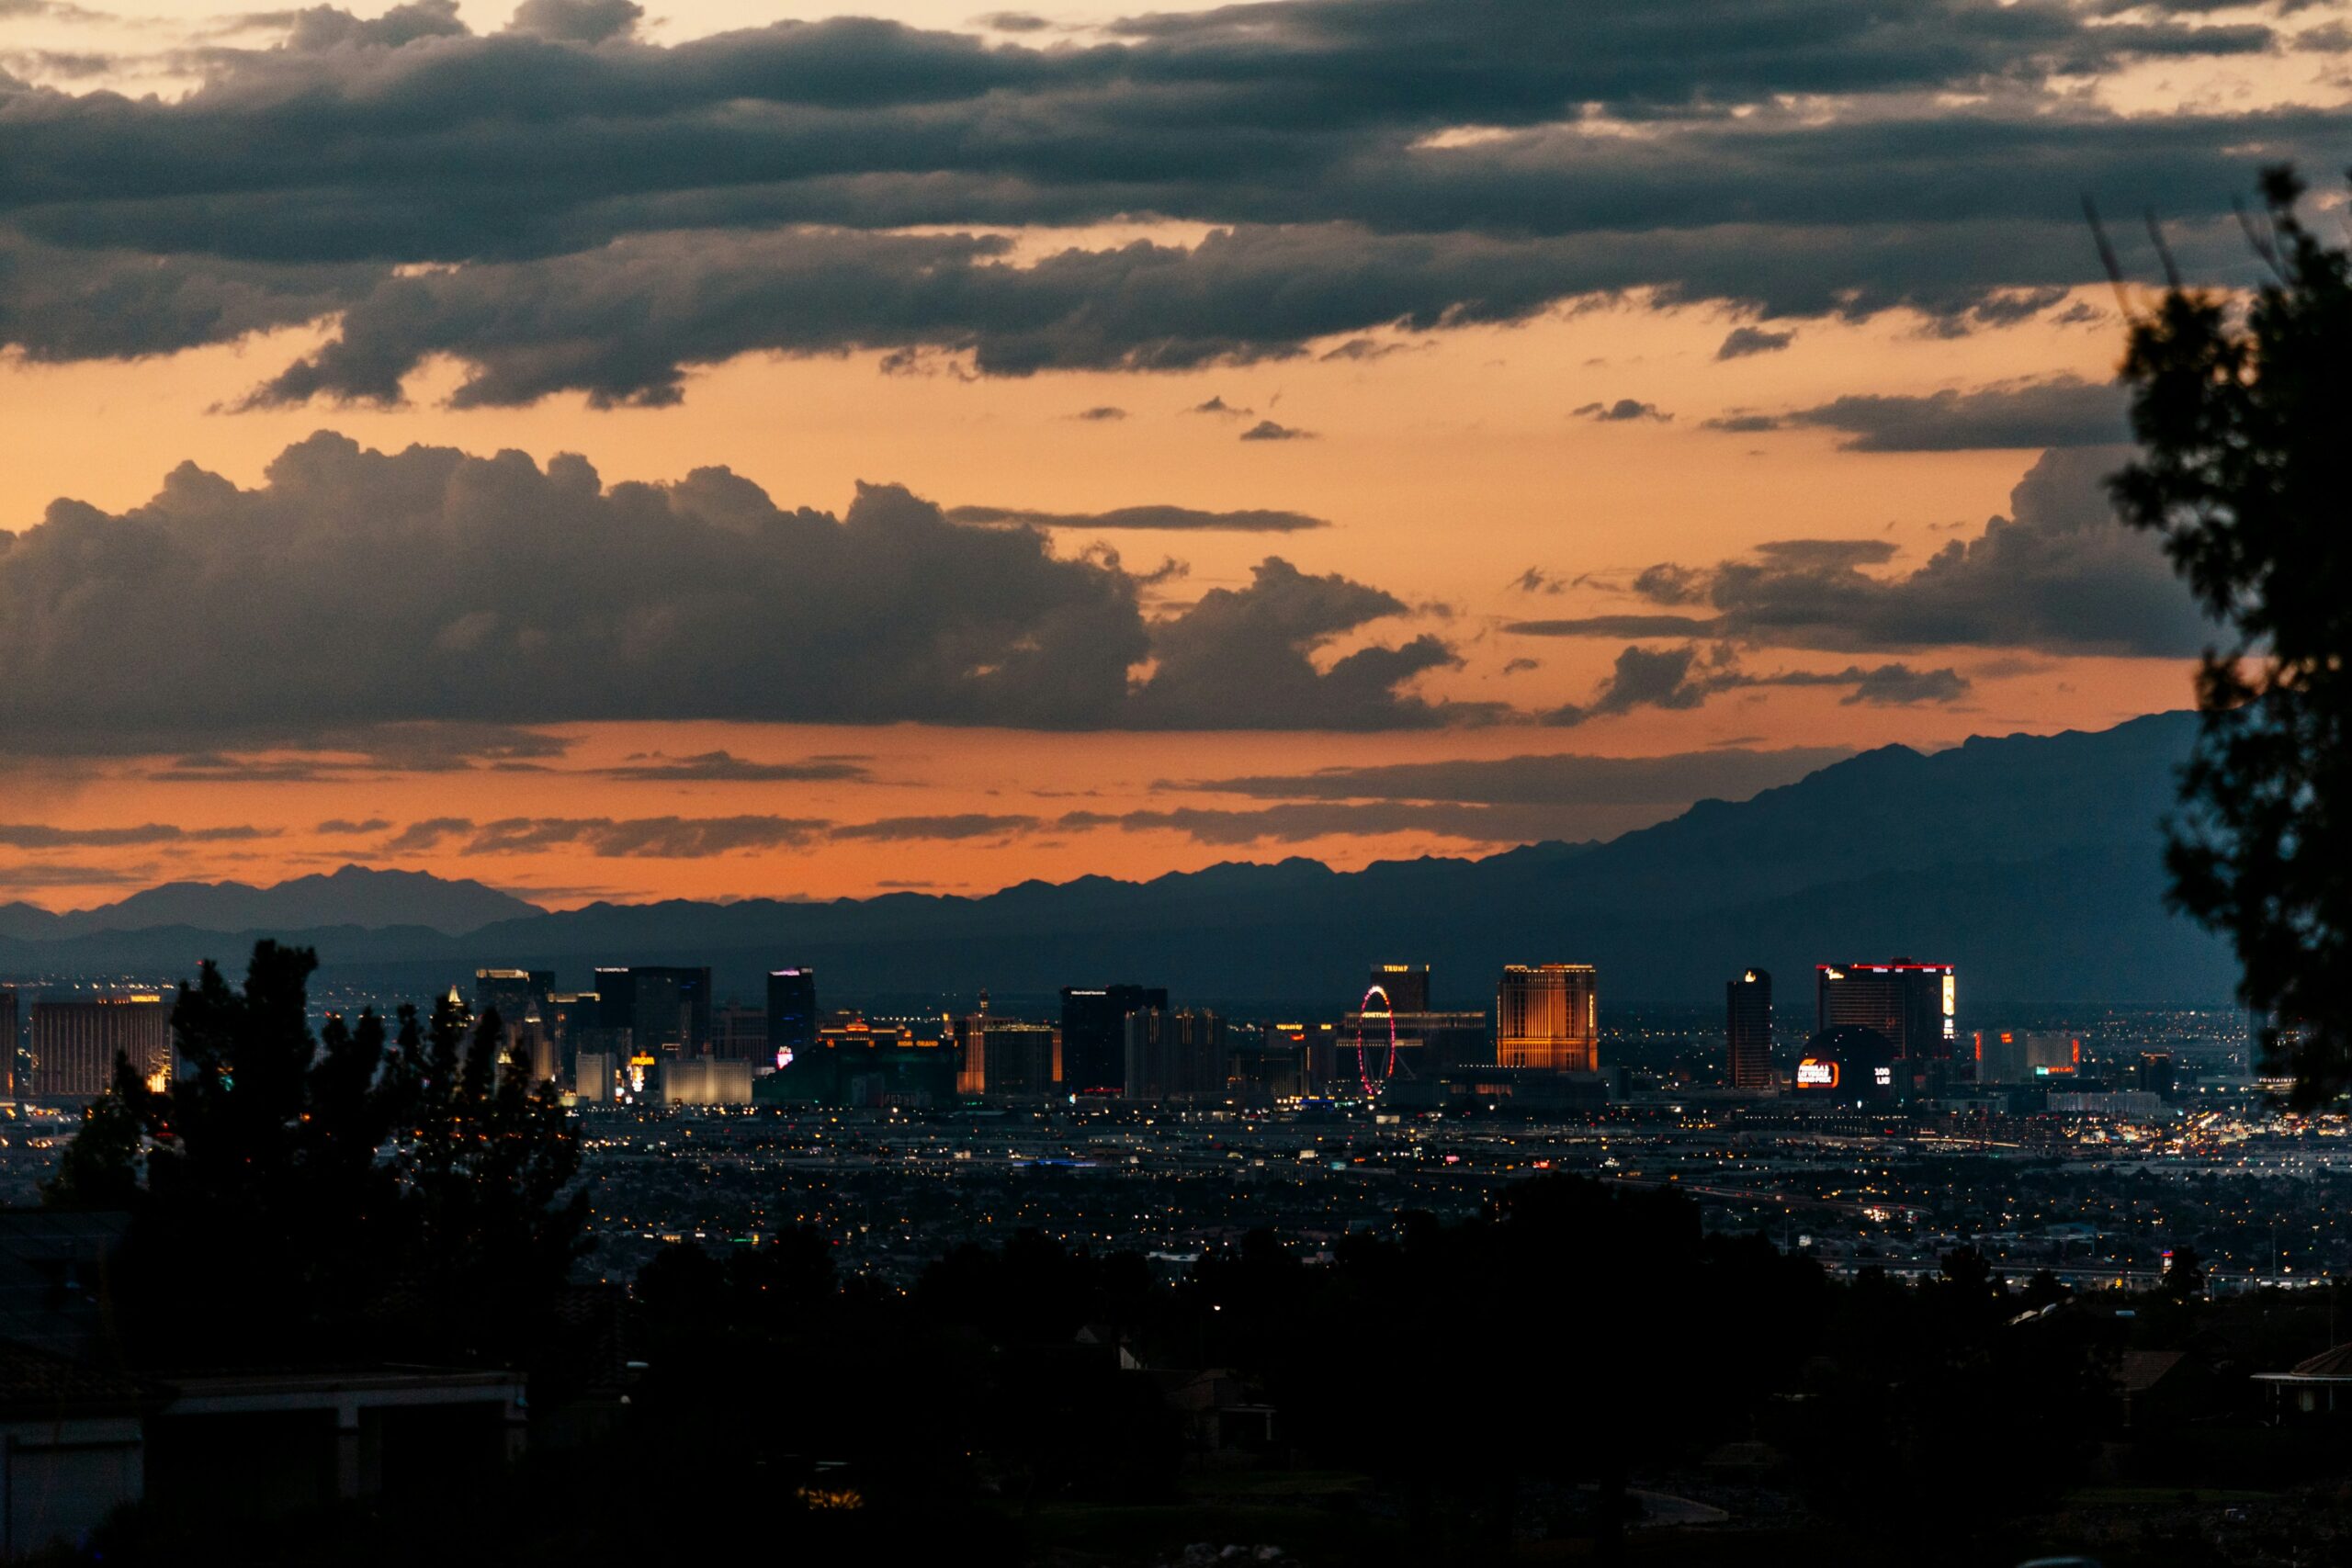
[1355,983,1399,1099]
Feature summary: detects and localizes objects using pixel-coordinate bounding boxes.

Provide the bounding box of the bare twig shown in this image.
[2143,208,2185,292]
[2082,193,2138,321]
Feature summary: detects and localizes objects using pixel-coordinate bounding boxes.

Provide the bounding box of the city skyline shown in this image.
[4,0,2335,910]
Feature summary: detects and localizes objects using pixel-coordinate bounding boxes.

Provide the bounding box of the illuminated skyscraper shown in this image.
[960,1018,1059,1099]
[1369,964,1431,1013]
[1496,964,1599,1073]
[29,994,172,1100]
[1816,960,1954,1060]
[0,986,17,1099]
[1726,968,1773,1090]
[765,968,818,1068]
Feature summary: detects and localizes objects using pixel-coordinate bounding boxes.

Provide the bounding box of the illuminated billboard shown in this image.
[1796,1058,1839,1089]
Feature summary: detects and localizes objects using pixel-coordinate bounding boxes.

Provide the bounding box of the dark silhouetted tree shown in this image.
[46,941,581,1367]
[2165,1243,2207,1300]
[2111,166,2352,1104]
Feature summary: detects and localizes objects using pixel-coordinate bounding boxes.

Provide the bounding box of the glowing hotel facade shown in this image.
[1496,964,1600,1073]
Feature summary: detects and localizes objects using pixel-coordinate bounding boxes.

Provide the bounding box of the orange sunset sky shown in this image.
[3,0,2345,910]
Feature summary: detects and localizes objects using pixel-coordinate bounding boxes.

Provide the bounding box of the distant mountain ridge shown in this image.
[0,713,2238,1008]
[0,865,542,942]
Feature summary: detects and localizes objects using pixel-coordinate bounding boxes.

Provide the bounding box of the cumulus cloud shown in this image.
[947,502,1328,532]
[0,433,1465,747]
[1127,558,1483,729]
[1716,325,1795,359]
[503,0,641,44]
[1508,448,2204,657]
[1574,399,1672,423]
[1544,643,1968,725]
[1743,374,2132,450]
[1238,420,1315,442]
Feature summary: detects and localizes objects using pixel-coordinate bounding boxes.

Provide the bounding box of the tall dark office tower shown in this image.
[765,968,819,1068]
[1124,1009,1229,1101]
[473,968,554,1032]
[1368,964,1430,1012]
[594,965,713,1055]
[0,986,17,1099]
[1726,969,1773,1090]
[1816,960,1954,1060]
[1059,984,1167,1095]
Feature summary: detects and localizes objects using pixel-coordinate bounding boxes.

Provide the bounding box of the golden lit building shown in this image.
[958,1018,1059,1099]
[28,994,173,1099]
[0,985,17,1099]
[1496,964,1599,1073]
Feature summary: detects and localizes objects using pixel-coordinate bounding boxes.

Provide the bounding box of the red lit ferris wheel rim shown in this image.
[1356,984,1398,1098]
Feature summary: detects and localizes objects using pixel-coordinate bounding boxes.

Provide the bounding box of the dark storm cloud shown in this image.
[1773,374,2132,450]
[0,822,276,848]
[1125,558,1485,729]
[948,502,1329,533]
[1716,325,1795,359]
[1583,447,2206,657]
[0,236,372,364]
[0,433,1467,744]
[1544,644,1969,725]
[234,226,1681,406]
[503,0,643,45]
[1181,746,1854,807]
[0,0,2335,397]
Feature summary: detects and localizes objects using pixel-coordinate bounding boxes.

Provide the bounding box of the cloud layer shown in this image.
[1508,447,2205,658]
[0,433,1471,746]
[0,0,2335,400]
